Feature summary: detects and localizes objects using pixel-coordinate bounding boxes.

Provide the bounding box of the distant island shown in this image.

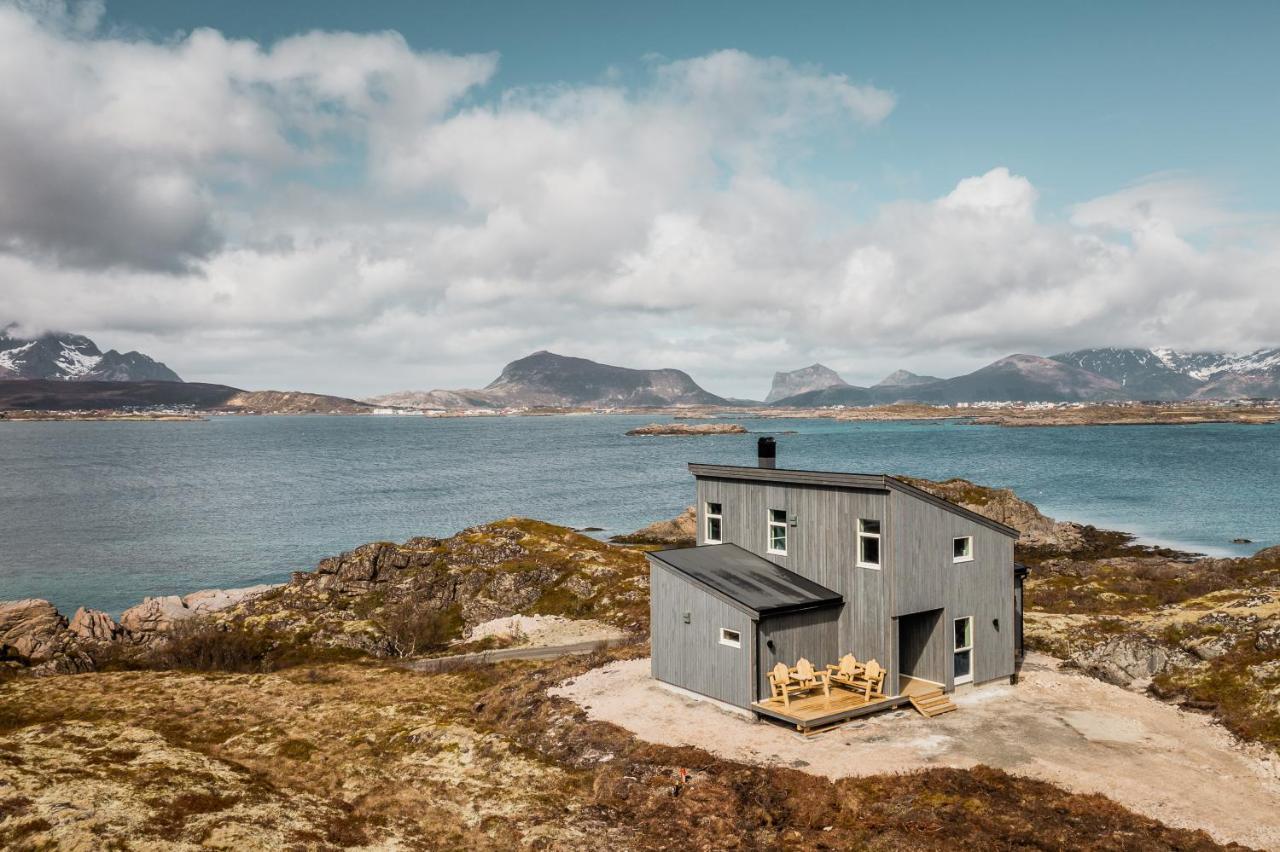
[625,422,748,436]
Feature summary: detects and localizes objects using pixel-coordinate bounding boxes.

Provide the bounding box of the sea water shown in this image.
[1,414,1277,615]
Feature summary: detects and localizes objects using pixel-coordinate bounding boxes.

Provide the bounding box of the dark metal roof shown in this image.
[648,543,844,617]
[686,463,1020,539]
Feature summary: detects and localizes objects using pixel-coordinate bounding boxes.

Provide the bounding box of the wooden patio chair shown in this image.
[848,659,886,701]
[790,657,831,701]
[767,662,806,708]
[826,654,865,691]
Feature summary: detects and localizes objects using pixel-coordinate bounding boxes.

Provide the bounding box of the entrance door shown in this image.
[953,616,974,685]
[897,608,945,689]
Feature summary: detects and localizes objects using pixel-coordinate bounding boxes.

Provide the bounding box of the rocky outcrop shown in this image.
[183,584,279,615]
[218,519,650,656]
[0,599,68,660]
[68,607,121,643]
[1066,636,1195,689]
[120,595,197,640]
[899,477,1085,551]
[610,506,697,547]
[765,364,849,404]
[625,423,747,436]
[117,584,282,642]
[0,599,93,676]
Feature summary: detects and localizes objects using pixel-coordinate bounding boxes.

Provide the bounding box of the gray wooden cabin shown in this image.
[648,441,1023,712]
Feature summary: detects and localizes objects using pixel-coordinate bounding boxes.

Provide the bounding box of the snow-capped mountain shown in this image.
[1051,347,1280,400]
[0,328,182,382]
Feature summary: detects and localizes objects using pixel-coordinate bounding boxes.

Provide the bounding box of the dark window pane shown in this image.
[860,535,880,565]
[861,518,880,535]
[707,516,721,541]
[954,649,971,678]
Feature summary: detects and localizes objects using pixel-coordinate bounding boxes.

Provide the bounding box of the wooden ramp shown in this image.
[909,685,957,718]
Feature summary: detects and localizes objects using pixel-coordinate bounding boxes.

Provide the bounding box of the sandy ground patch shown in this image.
[552,653,1280,849]
[461,614,626,647]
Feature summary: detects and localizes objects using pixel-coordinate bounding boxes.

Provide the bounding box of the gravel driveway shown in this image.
[552,653,1280,849]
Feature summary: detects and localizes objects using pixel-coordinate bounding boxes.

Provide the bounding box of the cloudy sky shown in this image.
[3,0,1279,398]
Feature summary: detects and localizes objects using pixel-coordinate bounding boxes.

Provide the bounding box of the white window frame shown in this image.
[952,535,974,563]
[856,518,881,569]
[767,509,788,555]
[954,616,973,685]
[704,501,723,544]
[719,627,742,648]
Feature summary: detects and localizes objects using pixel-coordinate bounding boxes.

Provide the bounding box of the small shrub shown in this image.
[151,621,275,673]
[376,599,463,657]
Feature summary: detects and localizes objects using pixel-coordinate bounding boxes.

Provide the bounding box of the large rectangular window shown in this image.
[857,518,881,568]
[953,536,974,563]
[705,502,723,544]
[767,509,788,555]
[954,616,973,684]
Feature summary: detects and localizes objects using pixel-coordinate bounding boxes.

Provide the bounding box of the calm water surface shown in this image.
[2,414,1277,615]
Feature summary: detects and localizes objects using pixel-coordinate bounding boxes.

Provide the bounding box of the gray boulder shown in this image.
[1067,635,1194,688]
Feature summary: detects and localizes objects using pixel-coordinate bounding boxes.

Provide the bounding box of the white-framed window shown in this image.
[719,627,742,648]
[954,616,973,684]
[767,509,788,555]
[953,535,974,563]
[857,518,881,568]
[705,502,723,544]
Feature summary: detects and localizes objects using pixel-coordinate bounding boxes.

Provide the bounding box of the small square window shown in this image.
[953,536,974,563]
[719,628,741,648]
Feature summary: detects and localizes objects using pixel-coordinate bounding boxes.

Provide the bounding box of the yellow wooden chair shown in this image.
[767,661,806,708]
[826,654,865,691]
[849,659,886,701]
[790,657,831,701]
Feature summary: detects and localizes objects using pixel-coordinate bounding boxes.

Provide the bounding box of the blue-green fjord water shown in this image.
[2,414,1278,617]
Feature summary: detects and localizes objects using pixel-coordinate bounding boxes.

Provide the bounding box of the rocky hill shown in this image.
[764,363,848,403]
[372,351,730,410]
[0,380,371,414]
[874,369,943,388]
[0,328,180,382]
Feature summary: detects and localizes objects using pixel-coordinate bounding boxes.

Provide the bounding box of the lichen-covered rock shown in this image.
[898,477,1084,550]
[1183,634,1235,661]
[68,607,121,643]
[1256,625,1280,653]
[610,506,696,546]
[0,599,68,660]
[1067,636,1195,688]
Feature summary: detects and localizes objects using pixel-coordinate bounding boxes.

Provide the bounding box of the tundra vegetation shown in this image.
[2,484,1277,848]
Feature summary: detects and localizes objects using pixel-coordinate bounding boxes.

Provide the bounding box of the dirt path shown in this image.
[552,653,1280,849]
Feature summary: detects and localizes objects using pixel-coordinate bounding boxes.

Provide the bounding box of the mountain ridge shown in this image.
[0,328,181,382]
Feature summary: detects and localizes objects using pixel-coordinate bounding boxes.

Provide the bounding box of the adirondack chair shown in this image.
[848,659,886,700]
[767,661,806,708]
[790,657,830,700]
[826,654,865,690]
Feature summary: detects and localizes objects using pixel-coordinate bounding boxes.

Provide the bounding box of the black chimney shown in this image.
[757,436,776,469]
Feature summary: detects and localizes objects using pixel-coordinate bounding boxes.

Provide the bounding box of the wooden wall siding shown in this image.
[649,560,755,708]
[696,477,890,669]
[889,490,1016,689]
[756,607,842,699]
[897,608,946,684]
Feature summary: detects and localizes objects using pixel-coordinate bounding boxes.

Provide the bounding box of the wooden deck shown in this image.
[752,676,944,734]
